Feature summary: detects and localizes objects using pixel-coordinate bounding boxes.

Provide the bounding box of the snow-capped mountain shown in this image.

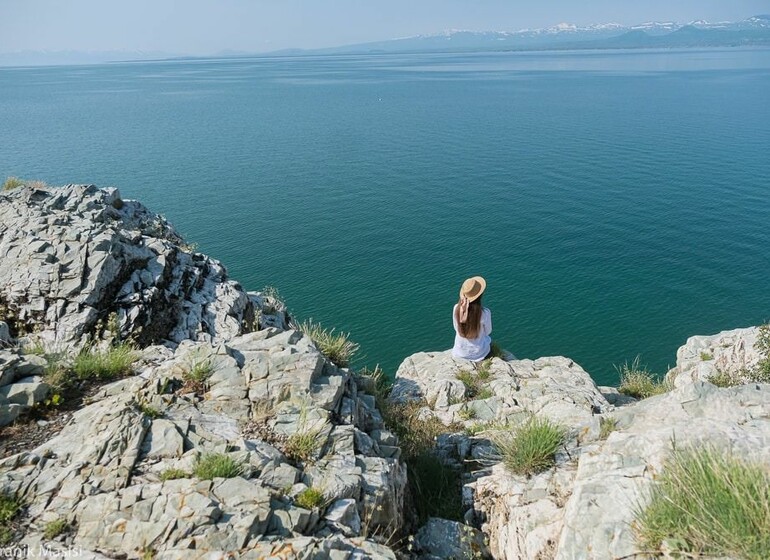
[308,15,770,55]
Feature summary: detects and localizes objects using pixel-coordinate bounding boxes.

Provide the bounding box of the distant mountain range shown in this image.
[1,16,769,67]
[294,15,770,55]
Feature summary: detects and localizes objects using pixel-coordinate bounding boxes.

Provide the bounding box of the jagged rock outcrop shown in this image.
[0,331,406,558]
[0,184,284,346]
[393,330,770,560]
[0,186,404,559]
[666,325,765,386]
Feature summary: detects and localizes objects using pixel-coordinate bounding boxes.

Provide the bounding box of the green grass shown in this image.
[700,352,713,361]
[284,429,323,463]
[458,406,477,421]
[43,518,69,540]
[381,401,464,523]
[184,357,214,383]
[296,319,359,367]
[295,487,326,510]
[2,177,23,191]
[0,494,21,544]
[617,357,669,399]
[193,453,243,480]
[635,446,770,560]
[356,365,392,409]
[476,359,493,381]
[137,402,163,419]
[491,416,567,476]
[476,387,494,400]
[599,416,618,440]
[159,468,189,481]
[489,341,504,358]
[73,343,137,380]
[708,369,738,388]
[0,494,21,523]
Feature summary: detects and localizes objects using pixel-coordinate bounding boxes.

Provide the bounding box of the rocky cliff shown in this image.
[1,184,768,560]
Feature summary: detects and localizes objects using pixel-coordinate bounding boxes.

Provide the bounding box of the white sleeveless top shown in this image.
[451,305,492,362]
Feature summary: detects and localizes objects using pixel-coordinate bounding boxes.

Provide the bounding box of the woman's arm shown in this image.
[484,308,492,335]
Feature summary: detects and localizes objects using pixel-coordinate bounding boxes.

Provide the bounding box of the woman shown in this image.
[452,276,492,361]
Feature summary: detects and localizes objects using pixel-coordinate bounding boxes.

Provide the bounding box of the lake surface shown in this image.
[1,48,769,385]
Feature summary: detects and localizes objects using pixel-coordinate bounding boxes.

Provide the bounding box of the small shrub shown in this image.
[635,445,770,560]
[599,416,618,440]
[297,319,359,367]
[2,177,23,191]
[0,526,11,545]
[159,468,189,481]
[489,341,504,358]
[708,369,738,388]
[73,343,137,380]
[700,352,713,361]
[0,494,21,523]
[617,357,669,399]
[295,487,326,509]
[193,453,243,480]
[43,518,69,540]
[491,416,566,476]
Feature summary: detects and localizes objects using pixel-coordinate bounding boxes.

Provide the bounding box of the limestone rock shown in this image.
[667,326,766,387]
[0,184,287,346]
[324,499,361,537]
[473,381,770,560]
[414,517,490,560]
[0,376,51,407]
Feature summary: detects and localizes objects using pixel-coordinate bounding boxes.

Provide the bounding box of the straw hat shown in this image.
[460,276,486,302]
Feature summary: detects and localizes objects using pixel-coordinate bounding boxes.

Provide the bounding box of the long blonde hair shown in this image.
[455,295,483,339]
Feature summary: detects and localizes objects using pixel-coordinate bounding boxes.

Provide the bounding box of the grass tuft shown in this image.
[284,429,323,463]
[476,359,493,381]
[599,416,618,440]
[73,343,137,380]
[43,518,69,540]
[2,177,23,191]
[458,406,477,421]
[635,445,770,560]
[296,319,359,367]
[700,352,713,361]
[294,487,326,510]
[137,402,163,419]
[159,468,189,481]
[193,453,243,480]
[617,356,669,399]
[184,357,214,383]
[491,416,566,476]
[356,365,392,409]
[489,341,504,358]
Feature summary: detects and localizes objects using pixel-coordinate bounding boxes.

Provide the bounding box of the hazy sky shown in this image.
[1,0,769,54]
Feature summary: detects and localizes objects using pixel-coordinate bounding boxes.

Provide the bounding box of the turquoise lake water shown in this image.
[1,48,769,385]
